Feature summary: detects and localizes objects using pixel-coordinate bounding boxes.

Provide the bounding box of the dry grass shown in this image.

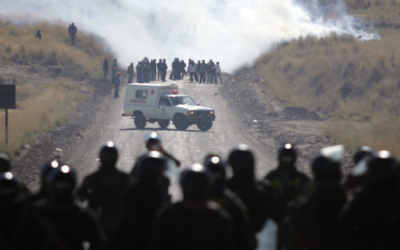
[0,20,113,78]
[0,80,93,154]
[254,0,400,155]
[0,21,112,154]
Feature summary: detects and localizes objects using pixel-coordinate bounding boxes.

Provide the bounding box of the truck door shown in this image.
[155,96,173,119]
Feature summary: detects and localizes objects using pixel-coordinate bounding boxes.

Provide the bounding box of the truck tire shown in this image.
[158,120,170,129]
[134,114,146,129]
[174,115,189,131]
[197,121,213,131]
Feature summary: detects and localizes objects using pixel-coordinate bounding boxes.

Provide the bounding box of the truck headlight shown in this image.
[210,111,214,115]
[188,111,195,115]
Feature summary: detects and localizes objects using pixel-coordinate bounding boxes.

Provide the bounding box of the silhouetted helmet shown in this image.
[46,165,77,202]
[228,144,255,177]
[180,164,213,200]
[204,155,227,181]
[99,141,118,167]
[365,150,398,184]
[40,160,60,180]
[145,132,162,144]
[311,145,344,183]
[0,172,20,197]
[137,151,168,181]
[278,143,297,164]
[0,152,11,173]
[353,146,374,164]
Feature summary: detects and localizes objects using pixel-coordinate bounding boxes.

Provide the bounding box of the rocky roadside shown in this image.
[221,67,353,175]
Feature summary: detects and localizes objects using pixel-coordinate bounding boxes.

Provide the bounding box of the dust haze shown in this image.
[1,0,377,72]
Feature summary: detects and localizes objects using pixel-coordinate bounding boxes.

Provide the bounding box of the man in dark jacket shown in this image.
[180,59,187,80]
[69,23,77,45]
[136,61,143,83]
[150,59,157,81]
[265,144,309,223]
[161,59,168,82]
[157,59,162,81]
[103,59,109,80]
[76,142,129,239]
[127,63,134,83]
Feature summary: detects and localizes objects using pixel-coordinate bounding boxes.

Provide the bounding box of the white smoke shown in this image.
[0,0,378,72]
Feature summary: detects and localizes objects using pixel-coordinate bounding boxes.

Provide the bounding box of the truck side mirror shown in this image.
[197,103,200,106]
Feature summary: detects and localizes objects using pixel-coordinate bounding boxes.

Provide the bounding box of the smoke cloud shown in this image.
[1,0,378,72]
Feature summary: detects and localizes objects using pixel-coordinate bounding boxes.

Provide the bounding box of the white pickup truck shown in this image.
[122,83,216,131]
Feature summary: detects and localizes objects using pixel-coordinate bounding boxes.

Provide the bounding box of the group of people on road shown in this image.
[136,58,169,83]
[170,58,223,84]
[102,57,223,89]
[1,133,399,250]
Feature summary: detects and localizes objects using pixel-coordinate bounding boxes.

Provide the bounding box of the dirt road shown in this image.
[67,77,276,198]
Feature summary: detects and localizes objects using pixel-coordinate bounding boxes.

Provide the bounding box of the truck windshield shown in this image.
[170,96,197,106]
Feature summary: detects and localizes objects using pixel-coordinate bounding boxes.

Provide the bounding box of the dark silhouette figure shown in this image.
[68,23,77,45]
[204,155,255,250]
[35,30,42,40]
[341,151,400,250]
[264,143,309,223]
[76,142,129,240]
[127,63,134,83]
[281,145,346,250]
[103,59,109,80]
[16,166,107,250]
[227,145,273,235]
[151,164,235,250]
[161,59,168,82]
[115,152,171,250]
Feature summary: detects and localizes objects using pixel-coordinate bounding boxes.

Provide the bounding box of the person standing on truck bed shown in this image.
[127,63,134,83]
[113,72,121,98]
[136,61,143,83]
[151,59,157,81]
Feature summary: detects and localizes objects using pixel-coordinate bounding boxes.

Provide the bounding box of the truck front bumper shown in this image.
[187,114,216,123]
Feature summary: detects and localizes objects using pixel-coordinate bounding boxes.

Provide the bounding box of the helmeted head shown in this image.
[99,141,118,169]
[180,164,213,200]
[277,143,297,170]
[365,150,398,185]
[0,172,21,198]
[46,165,76,202]
[0,152,12,173]
[311,145,344,184]
[353,146,374,165]
[137,151,168,183]
[145,132,162,151]
[204,155,227,194]
[228,144,255,179]
[38,160,60,196]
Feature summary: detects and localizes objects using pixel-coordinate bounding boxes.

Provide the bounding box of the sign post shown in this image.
[0,85,16,147]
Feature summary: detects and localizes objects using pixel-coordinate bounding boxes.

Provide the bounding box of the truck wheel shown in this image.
[174,115,188,131]
[134,114,147,129]
[158,120,170,129]
[197,121,212,131]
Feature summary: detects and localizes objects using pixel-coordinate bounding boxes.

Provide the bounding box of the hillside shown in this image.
[0,20,114,155]
[253,0,400,155]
